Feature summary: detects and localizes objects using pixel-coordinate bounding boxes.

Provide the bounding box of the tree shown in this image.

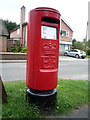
[74,41,88,51]
[88,39,90,49]
[72,38,89,51]
[72,39,77,49]
[4,20,19,38]
[72,39,77,45]
[83,38,86,42]
[82,39,88,51]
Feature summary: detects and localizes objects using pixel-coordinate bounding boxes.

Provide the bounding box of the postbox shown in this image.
[26,7,60,93]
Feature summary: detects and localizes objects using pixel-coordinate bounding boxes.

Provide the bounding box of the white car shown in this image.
[64,49,86,59]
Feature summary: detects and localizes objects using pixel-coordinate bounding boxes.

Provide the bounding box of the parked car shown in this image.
[64,49,86,59]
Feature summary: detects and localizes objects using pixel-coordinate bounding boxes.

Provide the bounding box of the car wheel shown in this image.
[81,56,85,59]
[64,53,67,56]
[75,54,79,58]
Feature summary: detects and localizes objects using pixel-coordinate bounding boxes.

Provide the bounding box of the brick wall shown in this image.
[10,25,27,46]
[10,29,20,38]
[61,20,73,42]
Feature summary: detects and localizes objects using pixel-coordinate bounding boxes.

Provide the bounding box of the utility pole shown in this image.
[88,2,90,40]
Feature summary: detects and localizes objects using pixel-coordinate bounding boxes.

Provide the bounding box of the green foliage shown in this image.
[8,45,21,53]
[7,40,27,53]
[72,39,77,46]
[2,81,41,119]
[12,46,21,53]
[88,39,90,48]
[9,45,27,53]
[20,46,27,53]
[2,79,88,119]
[55,79,88,115]
[86,49,90,55]
[15,40,21,46]
[4,20,19,38]
[74,42,85,51]
[72,38,89,51]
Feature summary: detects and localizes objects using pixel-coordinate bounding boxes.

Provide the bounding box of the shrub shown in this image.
[20,47,27,53]
[86,49,90,55]
[10,46,21,53]
[7,44,27,53]
[7,45,21,53]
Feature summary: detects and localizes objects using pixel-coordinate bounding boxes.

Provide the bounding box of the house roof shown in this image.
[10,22,28,33]
[61,17,73,32]
[10,18,73,33]
[0,19,8,36]
[10,26,20,32]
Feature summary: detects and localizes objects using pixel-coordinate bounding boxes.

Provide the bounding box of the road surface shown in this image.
[0,56,88,82]
[58,56,88,80]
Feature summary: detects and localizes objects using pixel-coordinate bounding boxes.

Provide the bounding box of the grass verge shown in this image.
[2,79,88,119]
[86,55,90,58]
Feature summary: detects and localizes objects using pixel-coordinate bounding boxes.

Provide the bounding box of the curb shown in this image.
[0,60,26,63]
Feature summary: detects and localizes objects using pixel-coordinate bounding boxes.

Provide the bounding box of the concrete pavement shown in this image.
[46,104,89,119]
[62,104,89,118]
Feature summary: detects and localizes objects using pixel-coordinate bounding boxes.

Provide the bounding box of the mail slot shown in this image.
[26,7,60,92]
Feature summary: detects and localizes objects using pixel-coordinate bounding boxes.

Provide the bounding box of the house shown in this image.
[0,19,8,52]
[9,6,73,55]
[8,6,27,49]
[9,22,27,48]
[60,17,73,54]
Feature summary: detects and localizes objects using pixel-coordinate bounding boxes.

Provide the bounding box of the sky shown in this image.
[0,0,89,41]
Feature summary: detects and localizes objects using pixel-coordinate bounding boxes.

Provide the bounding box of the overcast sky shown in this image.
[0,0,89,41]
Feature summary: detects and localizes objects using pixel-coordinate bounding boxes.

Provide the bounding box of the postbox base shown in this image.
[26,88,57,113]
[26,88,57,96]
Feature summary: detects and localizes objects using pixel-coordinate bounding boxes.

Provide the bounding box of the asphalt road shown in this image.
[0,56,88,82]
[58,56,88,80]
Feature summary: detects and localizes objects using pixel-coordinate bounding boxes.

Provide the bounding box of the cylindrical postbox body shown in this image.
[26,7,60,91]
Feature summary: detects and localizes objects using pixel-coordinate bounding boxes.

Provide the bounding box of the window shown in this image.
[60,30,69,37]
[69,50,73,52]
[59,44,65,51]
[73,50,78,52]
[65,44,69,51]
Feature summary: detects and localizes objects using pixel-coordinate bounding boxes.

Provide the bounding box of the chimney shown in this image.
[20,6,25,44]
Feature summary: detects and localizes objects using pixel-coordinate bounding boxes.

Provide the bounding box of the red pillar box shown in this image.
[26,7,60,99]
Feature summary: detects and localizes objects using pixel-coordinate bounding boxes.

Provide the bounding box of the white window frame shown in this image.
[60,30,69,37]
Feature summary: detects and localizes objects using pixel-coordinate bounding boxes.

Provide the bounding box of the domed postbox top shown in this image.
[35,7,61,15]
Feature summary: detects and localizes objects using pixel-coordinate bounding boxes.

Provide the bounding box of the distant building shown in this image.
[60,17,73,54]
[9,22,27,47]
[9,6,73,55]
[0,19,8,52]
